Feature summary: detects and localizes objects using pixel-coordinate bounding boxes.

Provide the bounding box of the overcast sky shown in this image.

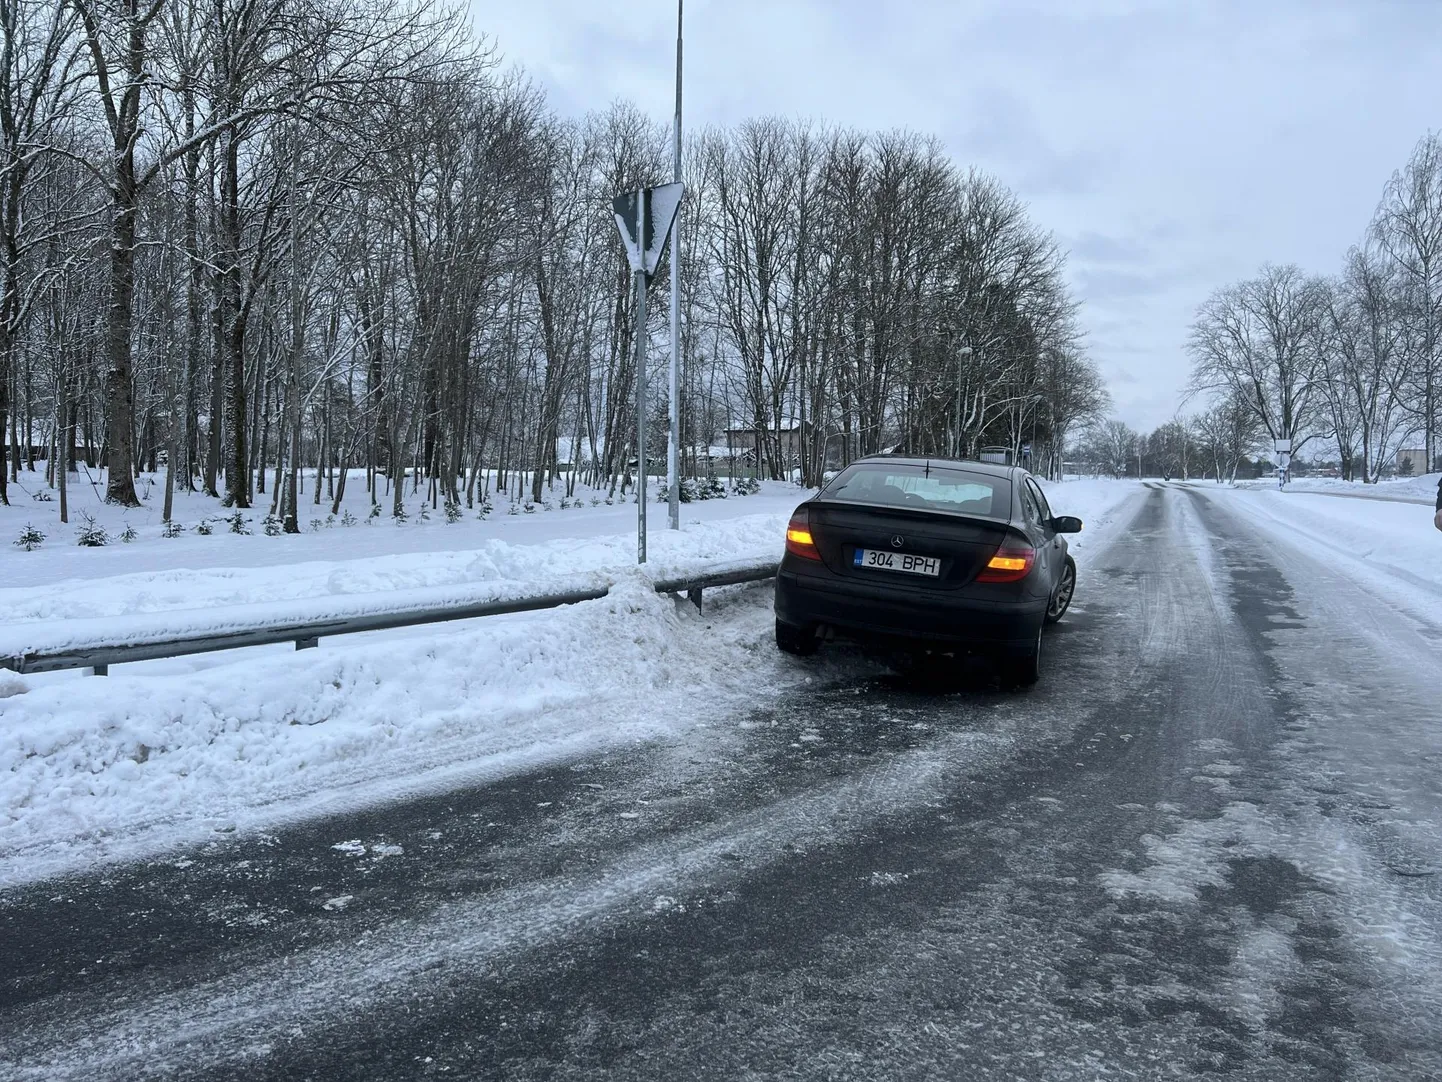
[467,0,1442,432]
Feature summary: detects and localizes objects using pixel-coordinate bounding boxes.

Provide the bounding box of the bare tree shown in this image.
[3,18,1106,535]
[1372,133,1442,471]
[0,0,80,505]
[1188,263,1327,457]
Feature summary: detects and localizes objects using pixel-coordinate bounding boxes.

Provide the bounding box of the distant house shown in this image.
[724,418,813,460]
[1397,448,1428,476]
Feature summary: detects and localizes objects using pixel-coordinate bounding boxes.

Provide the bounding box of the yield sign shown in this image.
[612,182,684,280]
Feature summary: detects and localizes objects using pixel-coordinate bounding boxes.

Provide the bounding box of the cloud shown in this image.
[469,0,1442,430]
[1065,231,1154,265]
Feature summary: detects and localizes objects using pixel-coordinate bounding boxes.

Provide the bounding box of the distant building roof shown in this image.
[725,417,809,433]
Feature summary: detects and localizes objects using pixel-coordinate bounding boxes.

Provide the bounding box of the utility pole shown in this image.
[667,0,683,530]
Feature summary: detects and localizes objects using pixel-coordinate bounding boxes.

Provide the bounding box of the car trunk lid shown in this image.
[805,501,1010,589]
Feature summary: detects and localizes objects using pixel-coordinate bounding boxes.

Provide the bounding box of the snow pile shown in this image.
[0,571,612,665]
[0,570,788,886]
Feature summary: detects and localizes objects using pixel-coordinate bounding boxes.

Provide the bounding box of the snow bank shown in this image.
[1036,477,1143,561]
[0,507,798,624]
[0,471,806,589]
[0,573,792,887]
[0,571,615,666]
[1234,472,1441,504]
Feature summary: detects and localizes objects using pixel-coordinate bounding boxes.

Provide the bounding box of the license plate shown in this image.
[853,549,941,576]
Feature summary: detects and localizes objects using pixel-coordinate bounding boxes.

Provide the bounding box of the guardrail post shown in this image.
[296,637,318,651]
[687,587,703,613]
[92,664,108,677]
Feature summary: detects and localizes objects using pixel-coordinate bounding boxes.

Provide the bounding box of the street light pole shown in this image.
[667,0,683,530]
[953,345,973,458]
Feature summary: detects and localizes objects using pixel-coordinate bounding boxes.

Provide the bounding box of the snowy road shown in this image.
[3,483,1442,1080]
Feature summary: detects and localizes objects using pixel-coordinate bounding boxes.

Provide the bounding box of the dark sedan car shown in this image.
[773,456,1081,685]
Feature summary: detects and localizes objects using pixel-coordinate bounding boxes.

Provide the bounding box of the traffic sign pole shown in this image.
[635,188,648,564]
[609,180,682,565]
[1274,437,1291,488]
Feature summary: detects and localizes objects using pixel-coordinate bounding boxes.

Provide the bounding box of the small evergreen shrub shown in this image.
[697,476,726,500]
[76,512,108,547]
[14,523,45,551]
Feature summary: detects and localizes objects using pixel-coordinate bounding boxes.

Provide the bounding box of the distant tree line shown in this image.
[0,0,1108,527]
[1179,133,1442,483]
[1071,406,1263,483]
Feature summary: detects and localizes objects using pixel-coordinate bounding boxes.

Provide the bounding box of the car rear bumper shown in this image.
[775,567,1046,654]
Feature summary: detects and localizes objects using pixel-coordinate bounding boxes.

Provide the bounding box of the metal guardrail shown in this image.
[1,560,780,677]
[653,562,782,612]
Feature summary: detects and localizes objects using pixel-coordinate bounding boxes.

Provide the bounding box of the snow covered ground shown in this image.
[0,473,1139,887]
[1233,471,1441,504]
[1196,474,1442,615]
[0,470,801,595]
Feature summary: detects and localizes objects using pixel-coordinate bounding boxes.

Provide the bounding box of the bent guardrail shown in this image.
[0,559,780,676]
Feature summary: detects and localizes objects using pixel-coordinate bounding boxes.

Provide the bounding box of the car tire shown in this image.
[1045,557,1076,625]
[775,619,819,657]
[998,624,1042,688]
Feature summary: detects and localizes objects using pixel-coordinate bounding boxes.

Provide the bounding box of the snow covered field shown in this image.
[1233,471,1441,503]
[0,473,1141,886]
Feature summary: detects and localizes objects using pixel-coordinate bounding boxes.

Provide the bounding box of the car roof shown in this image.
[848,455,1020,480]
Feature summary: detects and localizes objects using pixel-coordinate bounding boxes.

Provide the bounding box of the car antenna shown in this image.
[924,460,931,478]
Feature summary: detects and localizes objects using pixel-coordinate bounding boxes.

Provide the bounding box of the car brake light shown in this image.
[976,540,1035,582]
[785,510,821,560]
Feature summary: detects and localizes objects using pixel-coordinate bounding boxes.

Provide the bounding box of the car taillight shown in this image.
[785,509,821,560]
[976,540,1035,583]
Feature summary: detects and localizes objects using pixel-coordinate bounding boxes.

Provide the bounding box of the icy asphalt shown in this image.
[3,483,1441,1081]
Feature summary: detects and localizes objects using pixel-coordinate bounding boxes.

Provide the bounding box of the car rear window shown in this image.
[824,463,1007,517]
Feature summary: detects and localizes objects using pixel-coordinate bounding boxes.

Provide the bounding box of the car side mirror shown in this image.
[1049,516,1083,534]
